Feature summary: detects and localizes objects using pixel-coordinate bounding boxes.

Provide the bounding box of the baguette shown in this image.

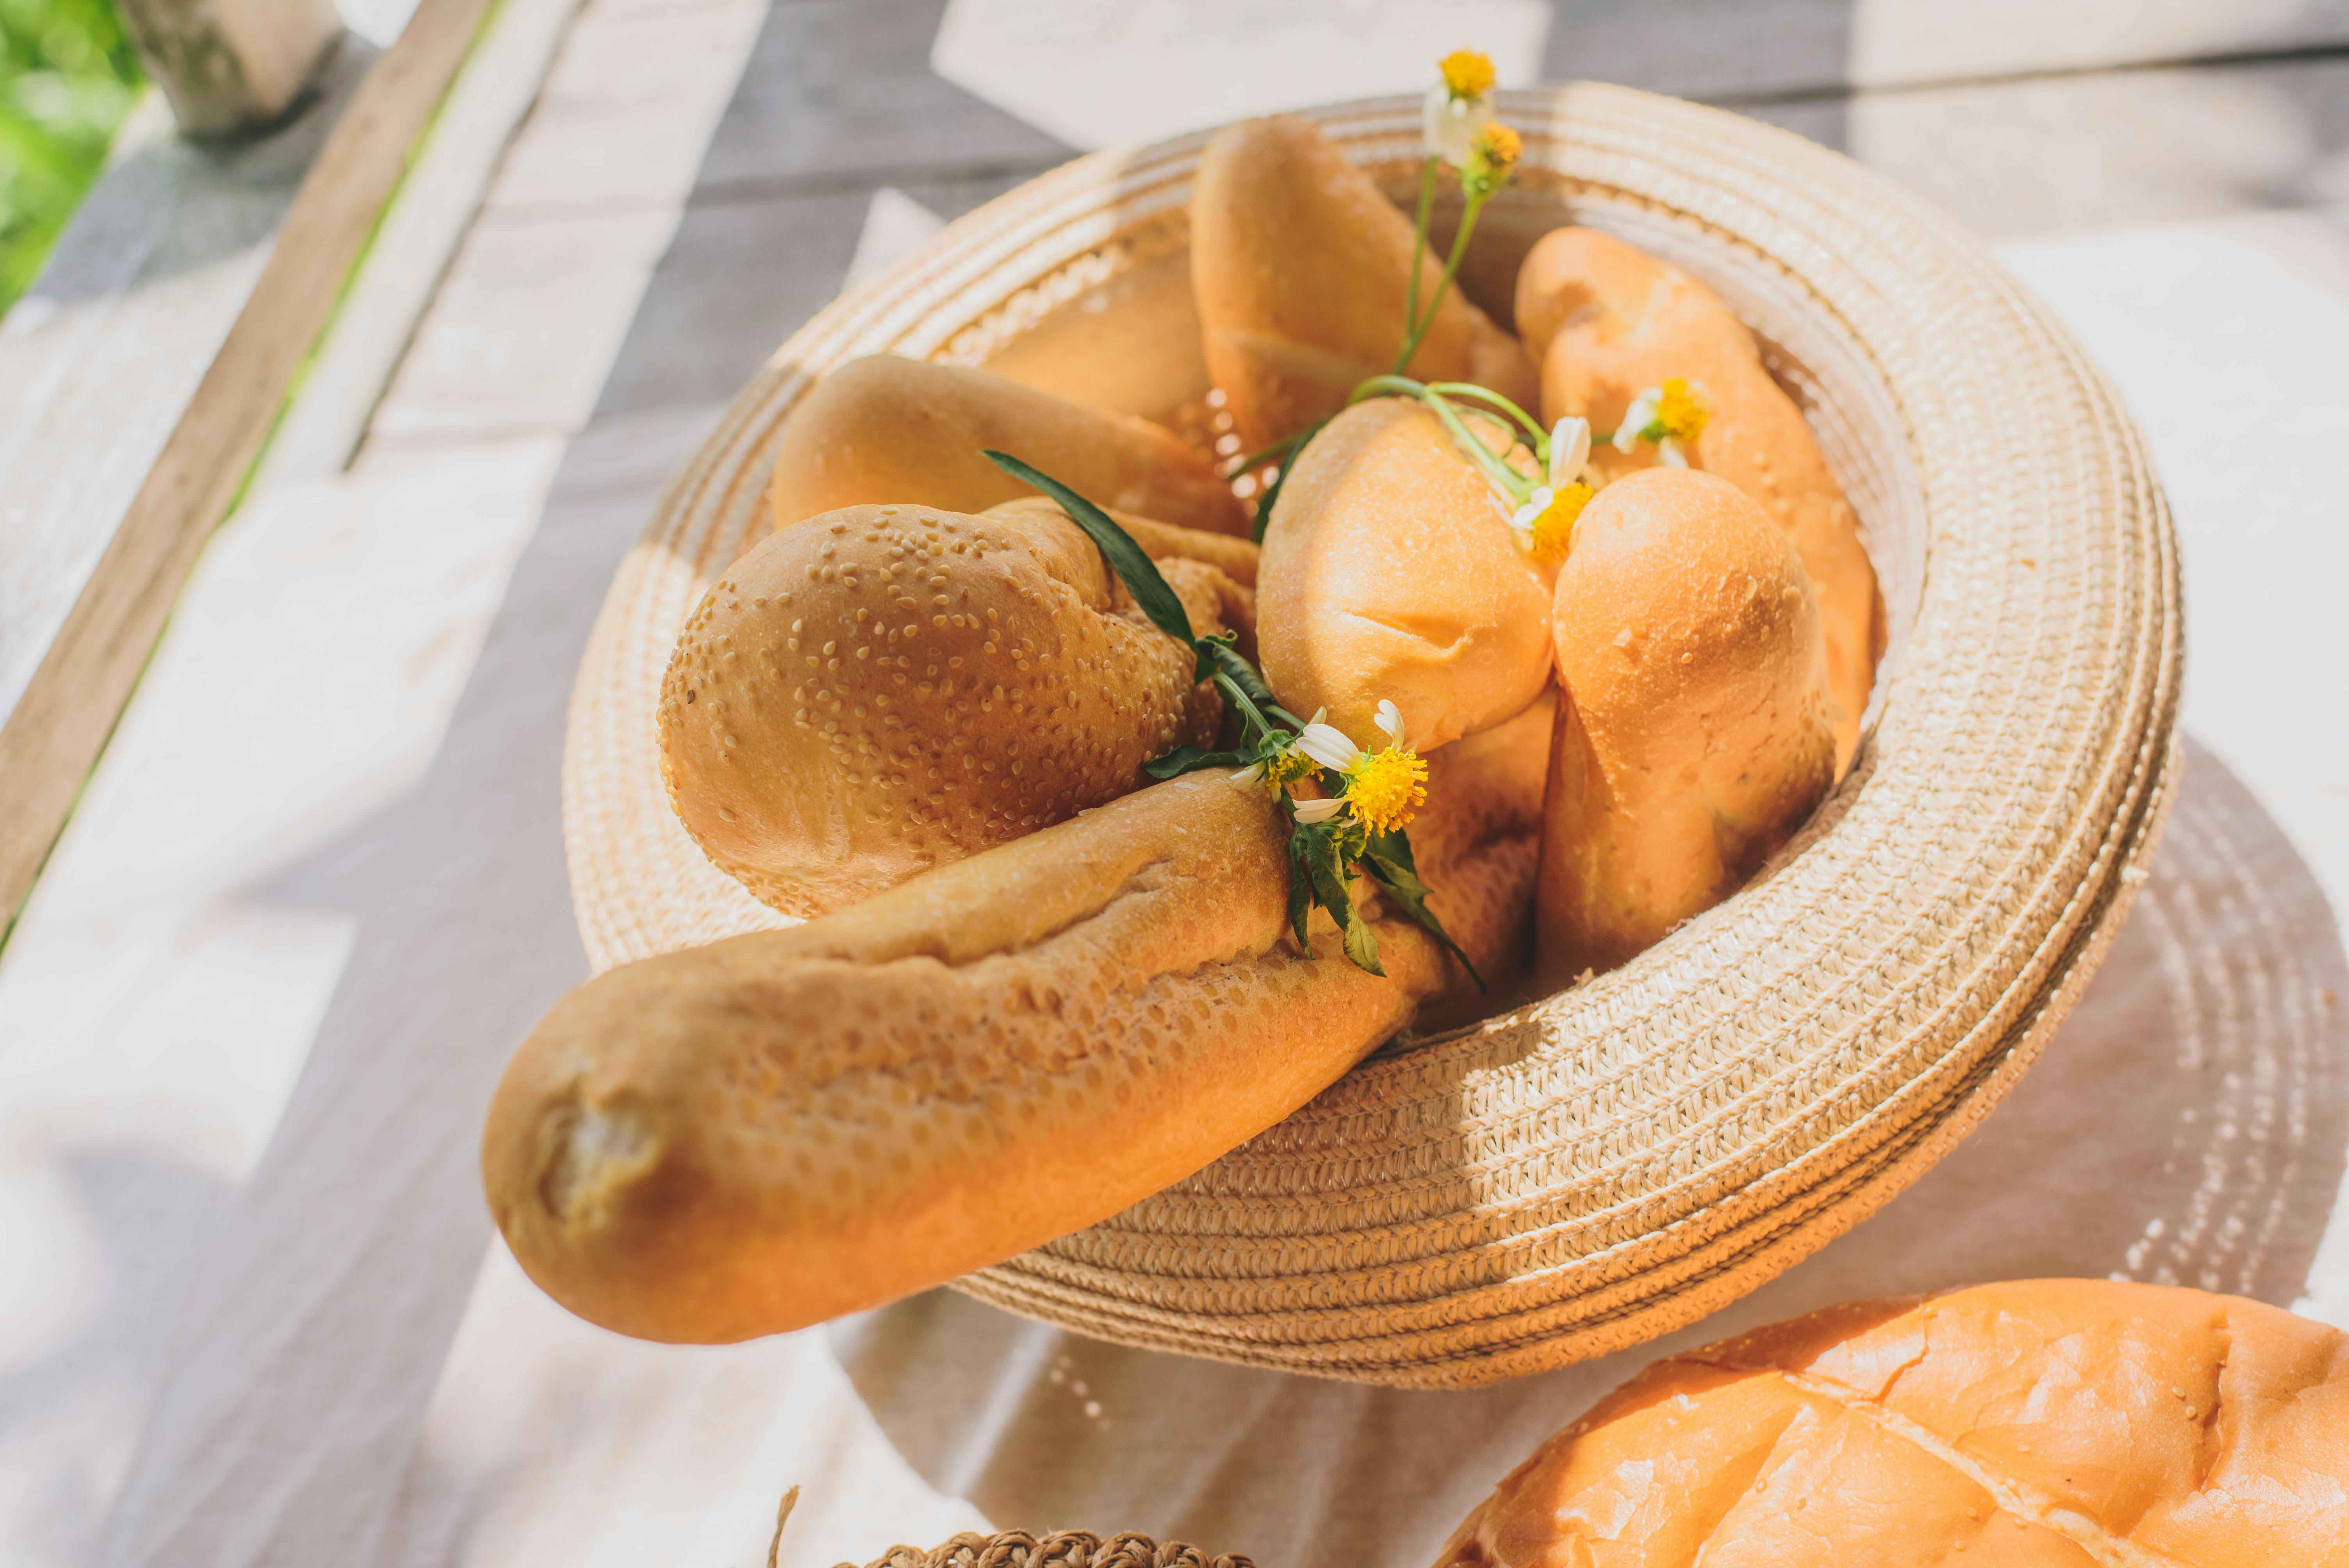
[484,702,1549,1343]
[1517,225,1882,773]
[1258,397,1554,754]
[1435,1279,2349,1567]
[1537,469,1836,981]
[1192,115,1538,450]
[660,501,1241,918]
[768,355,1250,537]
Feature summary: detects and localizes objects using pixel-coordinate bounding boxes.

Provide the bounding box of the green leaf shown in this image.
[1360,827,1484,991]
[1143,744,1248,780]
[1199,635,1282,720]
[1285,829,1315,952]
[982,450,1194,645]
[1302,825,1383,977]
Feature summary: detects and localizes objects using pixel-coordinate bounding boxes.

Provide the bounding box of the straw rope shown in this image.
[847,1532,1255,1568]
[558,85,2182,1386]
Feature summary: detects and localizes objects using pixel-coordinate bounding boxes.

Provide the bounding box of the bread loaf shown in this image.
[1537,469,1836,981]
[1258,397,1554,755]
[1192,115,1538,450]
[1433,1279,2349,1568]
[485,702,1548,1343]
[659,500,1244,919]
[1517,225,1882,772]
[768,355,1249,537]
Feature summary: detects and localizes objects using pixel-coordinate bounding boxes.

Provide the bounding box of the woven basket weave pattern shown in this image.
[560,86,2181,1387]
[850,1531,1254,1568]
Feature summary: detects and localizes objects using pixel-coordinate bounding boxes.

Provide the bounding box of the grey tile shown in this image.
[691,0,1071,199]
[1543,0,1860,103]
[595,169,1030,417]
[1835,55,2349,239]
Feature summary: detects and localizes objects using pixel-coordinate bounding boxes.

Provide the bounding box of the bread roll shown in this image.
[1538,469,1836,981]
[1517,225,1882,773]
[1258,397,1554,755]
[484,704,1549,1343]
[767,355,1249,538]
[1433,1279,2349,1568]
[1192,115,1538,450]
[660,500,1239,919]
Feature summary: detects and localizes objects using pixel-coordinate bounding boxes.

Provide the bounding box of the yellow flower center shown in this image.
[1462,121,1522,198]
[1346,747,1429,834]
[1526,481,1592,562]
[1472,121,1520,171]
[1260,747,1317,796]
[1439,49,1495,100]
[1655,377,1709,444]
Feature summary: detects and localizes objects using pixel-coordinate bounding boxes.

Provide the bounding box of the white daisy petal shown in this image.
[1658,440,1688,469]
[1548,417,1590,488]
[1295,722,1361,773]
[1615,389,1659,454]
[1422,87,1486,167]
[1375,699,1403,743]
[1230,763,1264,789]
[1291,795,1348,824]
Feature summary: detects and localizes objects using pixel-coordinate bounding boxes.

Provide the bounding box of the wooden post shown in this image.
[0,0,495,931]
[112,0,345,139]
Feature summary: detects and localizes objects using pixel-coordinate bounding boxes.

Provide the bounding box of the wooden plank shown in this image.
[0,0,495,931]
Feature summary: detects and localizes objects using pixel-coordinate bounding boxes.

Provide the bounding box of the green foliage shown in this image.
[0,0,142,312]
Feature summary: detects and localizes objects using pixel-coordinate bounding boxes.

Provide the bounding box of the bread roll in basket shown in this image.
[561,86,2180,1386]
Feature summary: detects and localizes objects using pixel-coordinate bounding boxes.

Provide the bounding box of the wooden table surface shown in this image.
[4,4,2349,1566]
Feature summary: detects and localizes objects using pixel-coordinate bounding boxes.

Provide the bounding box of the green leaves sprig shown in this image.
[982,449,1477,987]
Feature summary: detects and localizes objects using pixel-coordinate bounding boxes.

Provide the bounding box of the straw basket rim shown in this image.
[559,83,2182,1387]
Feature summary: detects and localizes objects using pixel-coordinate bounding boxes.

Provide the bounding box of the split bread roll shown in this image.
[1192,115,1538,450]
[485,701,1551,1343]
[767,355,1249,538]
[1433,1279,2349,1568]
[661,499,1250,919]
[1259,397,1554,755]
[1538,469,1836,982]
[1517,225,1882,773]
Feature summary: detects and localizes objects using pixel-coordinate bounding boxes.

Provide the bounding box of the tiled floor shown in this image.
[4,4,2349,1566]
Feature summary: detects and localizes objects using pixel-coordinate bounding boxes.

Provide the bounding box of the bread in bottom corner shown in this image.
[1432,1278,2349,1568]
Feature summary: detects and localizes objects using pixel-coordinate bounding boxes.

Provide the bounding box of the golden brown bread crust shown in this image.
[1537,469,1836,982]
[659,502,1230,918]
[767,355,1249,537]
[1192,115,1538,450]
[1517,226,1882,773]
[1432,1279,2349,1568]
[1258,398,1554,754]
[484,716,1546,1343]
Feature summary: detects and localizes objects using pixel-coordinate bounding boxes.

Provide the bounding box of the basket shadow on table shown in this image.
[829,736,2349,1568]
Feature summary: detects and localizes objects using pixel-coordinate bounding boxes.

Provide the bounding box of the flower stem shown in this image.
[1403,154,1437,345]
[1221,432,1302,481]
[1213,671,1274,741]
[1390,189,1489,375]
[1426,381,1548,447]
[1348,374,1531,501]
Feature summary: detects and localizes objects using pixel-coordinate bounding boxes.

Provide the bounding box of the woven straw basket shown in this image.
[562,85,2181,1387]
[843,1533,1252,1568]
